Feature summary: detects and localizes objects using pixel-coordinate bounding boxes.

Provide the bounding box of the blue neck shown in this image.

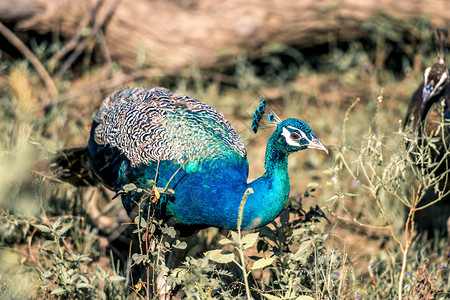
[241,135,290,229]
[263,135,288,173]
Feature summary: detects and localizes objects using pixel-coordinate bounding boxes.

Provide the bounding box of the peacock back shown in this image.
[93,87,247,168]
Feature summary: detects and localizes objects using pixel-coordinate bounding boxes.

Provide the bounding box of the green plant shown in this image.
[330,94,450,299]
[33,217,127,298]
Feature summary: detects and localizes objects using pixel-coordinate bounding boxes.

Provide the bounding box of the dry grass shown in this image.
[0,20,449,298]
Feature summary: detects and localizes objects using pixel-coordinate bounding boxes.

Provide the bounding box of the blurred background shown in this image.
[0,0,449,298]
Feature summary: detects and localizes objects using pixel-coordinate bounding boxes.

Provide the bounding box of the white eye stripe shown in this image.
[282,127,301,147]
[424,67,431,82]
[436,71,448,90]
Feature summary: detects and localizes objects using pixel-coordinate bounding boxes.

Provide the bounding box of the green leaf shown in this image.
[40,240,55,250]
[251,257,274,270]
[157,187,175,195]
[79,274,89,283]
[261,293,282,300]
[158,264,170,274]
[241,232,259,249]
[58,223,72,236]
[168,228,177,238]
[230,231,239,242]
[42,270,52,279]
[292,241,312,261]
[161,226,176,238]
[53,218,63,230]
[109,275,126,282]
[50,287,66,295]
[204,249,235,264]
[77,255,93,263]
[133,216,147,228]
[218,238,234,245]
[132,253,149,265]
[123,183,137,192]
[33,224,52,233]
[292,227,307,237]
[76,282,92,289]
[172,240,187,249]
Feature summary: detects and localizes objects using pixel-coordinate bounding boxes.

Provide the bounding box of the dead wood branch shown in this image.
[1,0,449,73]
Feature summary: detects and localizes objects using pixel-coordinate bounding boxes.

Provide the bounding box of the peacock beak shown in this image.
[307,137,328,155]
[422,83,435,103]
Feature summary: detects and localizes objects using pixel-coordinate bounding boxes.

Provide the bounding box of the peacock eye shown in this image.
[290,132,300,140]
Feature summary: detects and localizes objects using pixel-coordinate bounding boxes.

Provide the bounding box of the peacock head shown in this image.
[422,28,449,103]
[252,99,328,156]
[422,61,448,103]
[274,118,328,155]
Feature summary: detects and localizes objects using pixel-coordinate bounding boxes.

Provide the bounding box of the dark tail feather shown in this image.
[51,147,97,186]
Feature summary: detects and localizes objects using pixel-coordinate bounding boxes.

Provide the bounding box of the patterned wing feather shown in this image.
[93,87,247,167]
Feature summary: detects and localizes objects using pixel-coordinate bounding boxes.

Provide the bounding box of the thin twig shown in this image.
[146,203,152,300]
[56,34,94,78]
[237,188,254,300]
[97,27,113,73]
[163,165,183,191]
[48,0,102,69]
[28,227,44,271]
[415,188,450,211]
[326,209,389,230]
[397,184,419,300]
[0,21,58,98]
[55,0,120,79]
[342,98,360,145]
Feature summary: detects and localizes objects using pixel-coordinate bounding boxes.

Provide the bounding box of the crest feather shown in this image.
[251,99,281,134]
[432,28,448,64]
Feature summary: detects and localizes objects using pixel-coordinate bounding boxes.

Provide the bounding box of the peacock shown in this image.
[55,86,328,232]
[404,29,450,237]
